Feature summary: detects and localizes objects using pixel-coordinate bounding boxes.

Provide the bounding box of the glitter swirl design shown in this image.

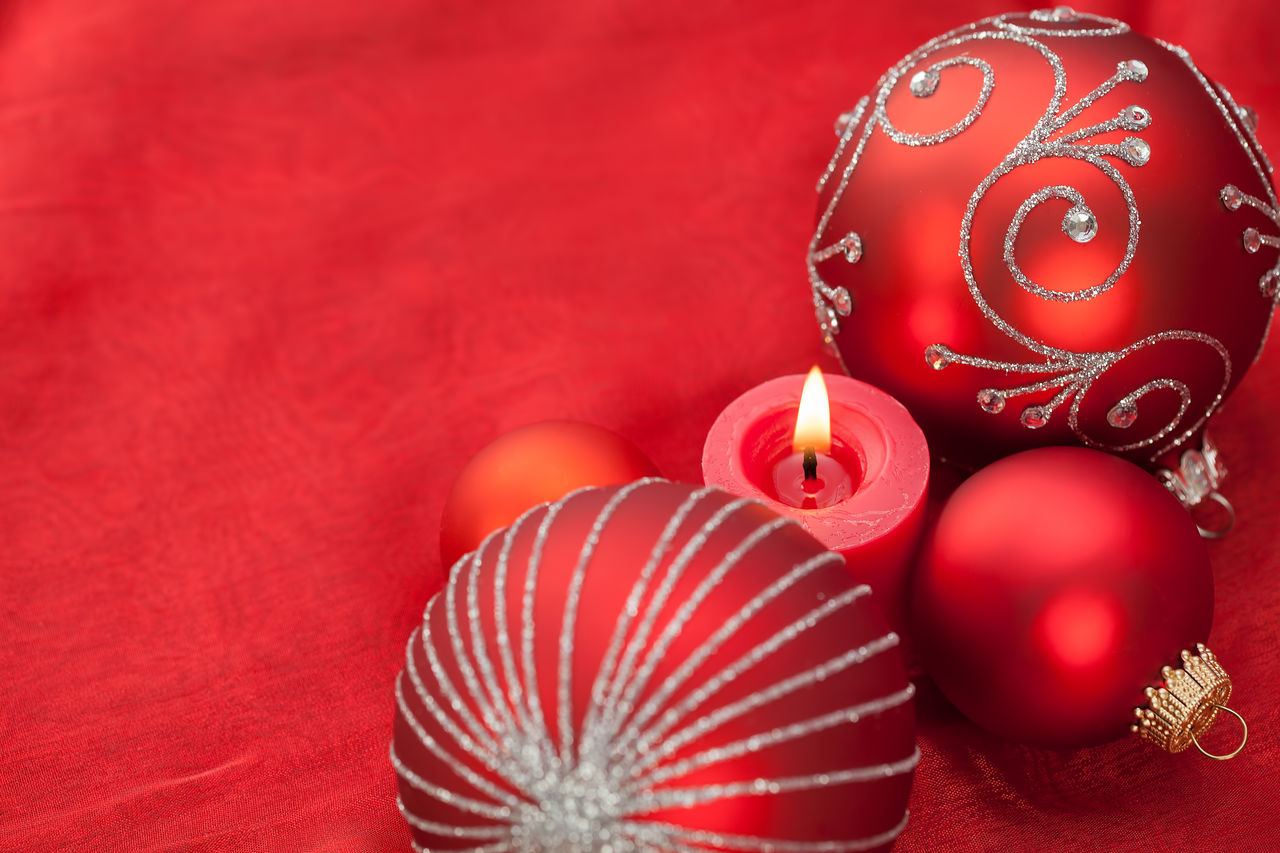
[1155,40,1280,366]
[995,7,1131,38]
[805,10,1277,462]
[392,481,918,853]
[878,55,996,147]
[1217,183,1280,298]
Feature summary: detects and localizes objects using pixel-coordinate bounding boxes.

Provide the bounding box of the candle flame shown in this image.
[793,366,831,454]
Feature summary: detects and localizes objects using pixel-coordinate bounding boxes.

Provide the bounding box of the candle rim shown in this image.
[701,373,930,546]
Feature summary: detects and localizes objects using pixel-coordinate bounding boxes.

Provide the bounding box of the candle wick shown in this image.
[802,446,818,481]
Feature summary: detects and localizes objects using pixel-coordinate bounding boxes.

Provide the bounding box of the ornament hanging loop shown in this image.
[1192,491,1235,540]
[1131,644,1239,756]
[1156,434,1231,539]
[1191,704,1247,760]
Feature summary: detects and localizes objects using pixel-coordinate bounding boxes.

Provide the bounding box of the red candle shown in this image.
[702,368,930,638]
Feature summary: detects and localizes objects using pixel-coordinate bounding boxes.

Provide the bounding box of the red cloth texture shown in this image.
[2,1,1276,850]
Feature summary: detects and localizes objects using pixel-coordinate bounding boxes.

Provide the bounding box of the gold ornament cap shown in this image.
[1131,643,1247,759]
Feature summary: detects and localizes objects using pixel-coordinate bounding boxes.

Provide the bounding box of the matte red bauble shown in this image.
[396,480,917,851]
[912,447,1219,749]
[440,420,658,569]
[809,10,1279,477]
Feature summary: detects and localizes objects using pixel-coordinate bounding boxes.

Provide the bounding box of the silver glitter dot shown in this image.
[909,69,940,98]
[1261,271,1279,297]
[1243,228,1262,253]
[819,308,840,349]
[977,389,1006,414]
[1051,6,1078,21]
[817,302,839,339]
[1121,59,1149,82]
[1122,137,1151,166]
[1020,406,1049,429]
[839,232,863,263]
[1220,184,1244,210]
[1062,206,1097,243]
[1237,104,1259,133]
[924,344,952,370]
[834,110,857,137]
[1122,105,1150,129]
[1107,401,1138,429]
[832,287,853,316]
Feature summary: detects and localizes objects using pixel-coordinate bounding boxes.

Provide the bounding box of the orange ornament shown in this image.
[439,420,658,569]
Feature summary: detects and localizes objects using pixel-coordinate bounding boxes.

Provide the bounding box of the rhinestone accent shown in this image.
[817,303,840,349]
[1062,207,1098,243]
[1029,6,1079,22]
[839,232,862,262]
[1122,137,1151,166]
[909,69,940,98]
[1003,10,1129,36]
[1211,176,1280,310]
[884,56,994,146]
[1107,401,1138,428]
[977,389,1006,414]
[834,110,858,137]
[924,344,952,370]
[815,96,868,195]
[811,231,864,266]
[1243,228,1262,253]
[832,287,853,316]
[1020,406,1049,429]
[1121,59,1148,82]
[1262,271,1279,298]
[1122,105,1150,129]
[1238,104,1258,133]
[1006,186,1122,302]
[1220,184,1244,210]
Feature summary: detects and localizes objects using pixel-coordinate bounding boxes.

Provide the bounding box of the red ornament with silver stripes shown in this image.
[392,479,917,852]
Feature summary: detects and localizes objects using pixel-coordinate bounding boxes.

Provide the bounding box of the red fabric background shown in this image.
[2,1,1276,850]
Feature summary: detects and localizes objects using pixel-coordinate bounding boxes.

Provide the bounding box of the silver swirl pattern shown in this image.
[806,10,1272,462]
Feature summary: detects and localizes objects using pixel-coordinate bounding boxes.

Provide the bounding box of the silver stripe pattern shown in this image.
[392,480,917,852]
[809,11,1274,463]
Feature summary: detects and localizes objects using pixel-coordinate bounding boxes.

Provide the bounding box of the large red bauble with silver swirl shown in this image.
[393,480,917,852]
[809,8,1278,481]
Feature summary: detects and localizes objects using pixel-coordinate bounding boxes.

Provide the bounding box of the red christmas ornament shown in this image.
[396,480,917,851]
[440,420,658,569]
[809,9,1278,482]
[700,369,930,640]
[911,446,1238,751]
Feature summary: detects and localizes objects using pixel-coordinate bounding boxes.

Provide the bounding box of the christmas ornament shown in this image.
[911,446,1245,755]
[395,480,917,852]
[809,8,1278,487]
[702,367,929,638]
[439,420,658,569]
